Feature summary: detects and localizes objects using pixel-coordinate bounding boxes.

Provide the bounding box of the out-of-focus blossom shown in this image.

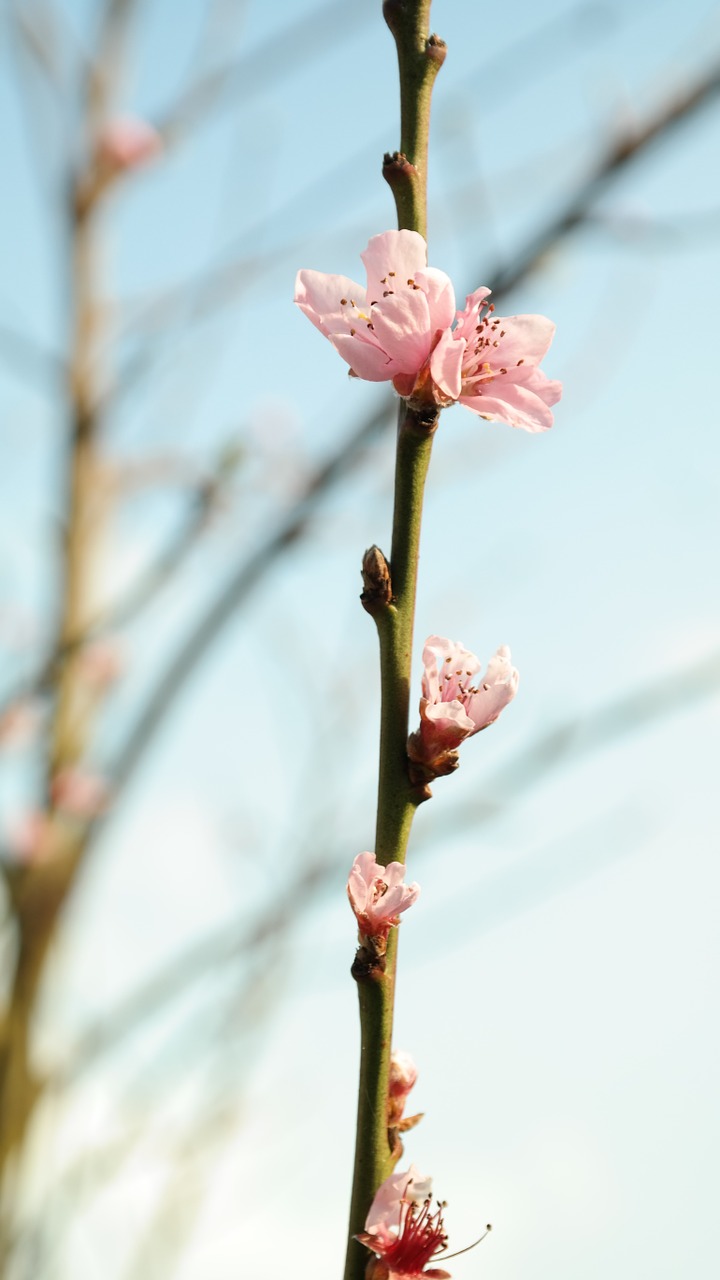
[0,701,40,750]
[295,230,561,431]
[5,813,58,864]
[408,635,518,779]
[77,639,125,690]
[347,851,420,940]
[357,1165,450,1279]
[51,768,110,818]
[97,116,163,171]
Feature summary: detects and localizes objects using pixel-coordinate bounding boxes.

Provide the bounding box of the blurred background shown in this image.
[1,0,719,1277]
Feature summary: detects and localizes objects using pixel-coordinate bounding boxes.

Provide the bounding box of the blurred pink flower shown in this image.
[97,116,162,170]
[0,701,40,750]
[347,851,420,940]
[408,635,518,778]
[5,812,58,864]
[357,1165,450,1279]
[295,230,561,431]
[51,768,109,818]
[77,639,125,690]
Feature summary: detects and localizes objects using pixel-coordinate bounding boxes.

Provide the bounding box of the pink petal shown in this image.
[294,269,365,338]
[452,286,493,341]
[429,330,464,400]
[330,333,396,381]
[460,379,557,432]
[422,698,476,746]
[414,267,456,331]
[361,230,428,302]
[368,289,432,372]
[465,644,519,729]
[489,313,556,367]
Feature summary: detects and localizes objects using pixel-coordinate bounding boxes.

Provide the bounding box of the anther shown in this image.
[516,358,525,365]
[340,298,347,305]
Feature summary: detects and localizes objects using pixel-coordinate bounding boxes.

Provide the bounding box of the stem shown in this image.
[344,6,445,1273]
[374,405,437,867]
[344,405,436,1280]
[382,0,446,239]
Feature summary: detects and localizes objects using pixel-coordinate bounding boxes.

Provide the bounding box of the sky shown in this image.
[1,1,720,1278]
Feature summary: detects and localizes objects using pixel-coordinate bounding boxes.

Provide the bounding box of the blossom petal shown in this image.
[414,267,456,331]
[330,333,396,381]
[465,644,519,729]
[294,270,365,338]
[361,230,428,302]
[368,289,432,371]
[429,330,464,400]
[490,313,556,367]
[460,378,558,431]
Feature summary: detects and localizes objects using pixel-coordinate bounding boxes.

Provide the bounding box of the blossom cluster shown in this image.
[295,230,560,431]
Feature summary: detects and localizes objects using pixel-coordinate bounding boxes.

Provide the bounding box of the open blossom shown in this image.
[347,851,420,940]
[295,230,561,431]
[408,635,518,779]
[357,1165,450,1279]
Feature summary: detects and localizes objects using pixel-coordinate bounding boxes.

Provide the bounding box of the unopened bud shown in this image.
[361,546,393,611]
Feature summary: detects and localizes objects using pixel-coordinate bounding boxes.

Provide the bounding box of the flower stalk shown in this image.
[344,6,444,1278]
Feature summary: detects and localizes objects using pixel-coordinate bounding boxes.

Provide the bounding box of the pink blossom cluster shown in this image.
[295,230,561,431]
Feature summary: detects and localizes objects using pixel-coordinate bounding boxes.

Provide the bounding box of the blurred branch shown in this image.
[67,645,720,1078]
[0,458,237,722]
[103,399,394,797]
[0,321,65,386]
[154,0,373,145]
[483,56,720,299]
[60,855,330,1079]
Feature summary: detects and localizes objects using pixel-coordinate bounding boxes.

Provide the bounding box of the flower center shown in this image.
[384,1195,448,1274]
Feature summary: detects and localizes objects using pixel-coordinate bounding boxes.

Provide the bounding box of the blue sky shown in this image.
[1,1,720,1278]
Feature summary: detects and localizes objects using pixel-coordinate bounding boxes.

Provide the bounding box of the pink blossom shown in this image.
[97,116,162,171]
[357,1165,450,1279]
[295,230,561,431]
[347,851,420,940]
[51,768,110,818]
[408,635,518,778]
